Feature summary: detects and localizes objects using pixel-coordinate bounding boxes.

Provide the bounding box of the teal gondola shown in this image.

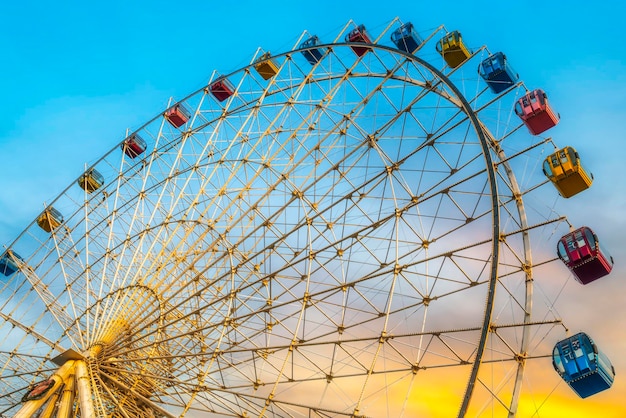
[391,22,422,54]
[553,332,615,398]
[0,250,23,277]
[300,35,324,65]
[478,52,518,93]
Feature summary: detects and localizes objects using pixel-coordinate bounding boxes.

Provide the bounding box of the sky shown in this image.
[1,0,625,416]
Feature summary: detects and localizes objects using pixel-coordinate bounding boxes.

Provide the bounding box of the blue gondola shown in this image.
[390,22,422,54]
[478,52,519,94]
[552,332,615,398]
[300,35,324,65]
[0,249,23,277]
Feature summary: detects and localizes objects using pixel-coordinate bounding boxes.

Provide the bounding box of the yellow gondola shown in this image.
[436,31,471,68]
[37,207,64,232]
[254,52,279,80]
[543,146,592,198]
[77,168,105,193]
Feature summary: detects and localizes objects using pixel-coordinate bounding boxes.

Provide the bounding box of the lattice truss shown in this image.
[0,19,569,418]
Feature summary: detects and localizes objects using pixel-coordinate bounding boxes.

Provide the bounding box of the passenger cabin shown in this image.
[345,24,372,57]
[553,332,615,398]
[436,31,471,68]
[121,134,147,159]
[300,35,324,65]
[209,78,235,102]
[557,226,613,284]
[78,168,104,193]
[515,89,559,135]
[254,52,279,80]
[0,250,22,277]
[391,22,422,54]
[543,146,592,198]
[37,207,64,233]
[478,52,518,94]
[164,104,190,128]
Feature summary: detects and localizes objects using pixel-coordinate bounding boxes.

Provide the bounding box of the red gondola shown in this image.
[121,134,147,159]
[514,89,559,135]
[345,24,372,57]
[164,104,190,128]
[209,78,235,102]
[557,226,614,284]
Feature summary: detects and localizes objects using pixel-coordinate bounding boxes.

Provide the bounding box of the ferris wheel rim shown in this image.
[2,45,502,418]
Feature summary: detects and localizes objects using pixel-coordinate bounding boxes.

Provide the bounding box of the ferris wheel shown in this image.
[0,18,613,417]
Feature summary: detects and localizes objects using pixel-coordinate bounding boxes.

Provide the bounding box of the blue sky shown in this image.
[3,1,623,258]
[1,0,625,415]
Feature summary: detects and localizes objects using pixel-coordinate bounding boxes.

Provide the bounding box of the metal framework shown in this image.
[0,20,571,417]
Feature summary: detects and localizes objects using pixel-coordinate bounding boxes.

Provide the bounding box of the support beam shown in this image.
[57,368,76,418]
[76,360,96,418]
[14,360,75,418]
[103,372,178,418]
[37,388,60,418]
